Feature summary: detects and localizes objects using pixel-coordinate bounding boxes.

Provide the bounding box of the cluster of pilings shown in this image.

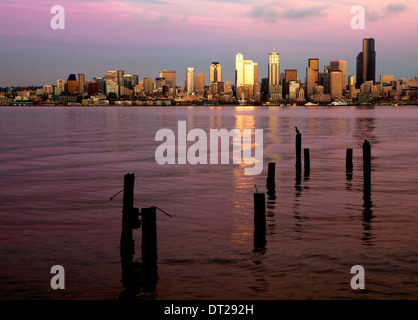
[253,131,373,250]
[117,132,373,294]
[119,173,159,298]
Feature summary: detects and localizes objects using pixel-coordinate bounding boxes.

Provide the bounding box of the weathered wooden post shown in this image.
[142,206,158,280]
[346,148,353,174]
[363,140,371,198]
[119,173,141,297]
[304,148,310,177]
[266,162,276,189]
[296,132,302,176]
[120,173,135,264]
[254,192,266,249]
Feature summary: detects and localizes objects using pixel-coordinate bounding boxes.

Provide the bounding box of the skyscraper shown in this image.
[195,73,205,95]
[330,60,347,92]
[143,78,153,93]
[235,53,244,88]
[268,50,280,87]
[67,74,78,94]
[330,71,343,99]
[323,65,331,94]
[117,70,124,95]
[306,59,319,98]
[78,74,85,94]
[268,50,280,99]
[186,67,195,95]
[235,53,258,88]
[356,38,376,88]
[161,70,176,89]
[284,69,297,98]
[363,38,376,84]
[210,62,222,83]
[57,79,65,92]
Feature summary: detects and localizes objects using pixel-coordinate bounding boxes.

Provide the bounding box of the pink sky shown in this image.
[0,0,417,86]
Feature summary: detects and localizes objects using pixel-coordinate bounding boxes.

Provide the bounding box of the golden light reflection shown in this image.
[230,111,258,245]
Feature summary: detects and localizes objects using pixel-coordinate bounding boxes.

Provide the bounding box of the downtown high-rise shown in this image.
[268,50,280,99]
[186,67,195,95]
[210,62,222,83]
[356,38,376,88]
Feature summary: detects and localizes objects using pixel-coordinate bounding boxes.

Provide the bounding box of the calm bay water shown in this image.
[0,105,417,300]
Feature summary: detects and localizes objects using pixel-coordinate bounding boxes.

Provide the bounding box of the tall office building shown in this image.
[161,70,176,88]
[195,73,205,94]
[104,71,118,81]
[268,50,280,99]
[57,79,65,92]
[323,65,331,94]
[133,75,139,87]
[306,59,319,98]
[143,78,153,93]
[235,53,258,88]
[186,67,195,95]
[268,50,280,86]
[78,74,85,94]
[117,70,124,94]
[235,53,244,88]
[284,69,297,97]
[67,74,78,94]
[155,78,166,91]
[210,62,222,83]
[356,38,376,88]
[348,75,356,89]
[330,60,347,92]
[356,52,363,89]
[123,74,134,90]
[330,71,343,99]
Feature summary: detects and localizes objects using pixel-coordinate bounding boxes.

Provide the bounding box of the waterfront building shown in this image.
[268,50,280,99]
[210,62,222,83]
[357,38,376,88]
[186,67,195,95]
[235,53,258,98]
[67,74,78,94]
[306,58,319,98]
[330,60,347,92]
[57,79,65,92]
[78,74,85,94]
[284,69,297,98]
[195,73,205,95]
[143,78,154,93]
[161,70,176,88]
[330,70,343,99]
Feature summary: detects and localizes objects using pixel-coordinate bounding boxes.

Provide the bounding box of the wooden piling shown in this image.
[266,162,276,188]
[363,140,371,196]
[304,148,310,176]
[254,193,266,248]
[296,133,302,175]
[120,173,135,263]
[346,148,353,173]
[142,206,158,269]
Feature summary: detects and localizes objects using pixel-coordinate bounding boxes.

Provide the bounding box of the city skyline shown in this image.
[0,0,417,86]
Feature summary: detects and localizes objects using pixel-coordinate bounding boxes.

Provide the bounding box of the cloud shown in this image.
[366,2,408,21]
[283,5,328,19]
[247,5,279,23]
[247,4,328,23]
[386,3,407,13]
